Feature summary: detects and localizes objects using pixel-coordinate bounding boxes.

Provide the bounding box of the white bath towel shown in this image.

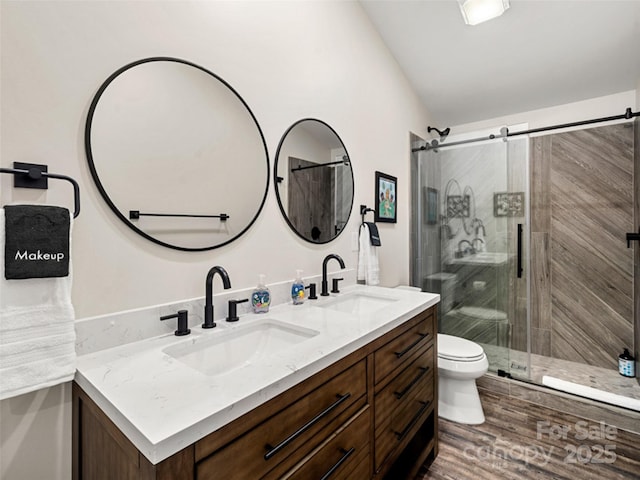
[0,207,76,400]
[357,223,380,286]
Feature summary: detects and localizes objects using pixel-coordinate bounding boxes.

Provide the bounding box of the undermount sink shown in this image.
[162,320,319,377]
[318,292,397,315]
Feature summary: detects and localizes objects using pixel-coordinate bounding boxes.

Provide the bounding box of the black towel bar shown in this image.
[0,162,80,218]
[129,211,229,221]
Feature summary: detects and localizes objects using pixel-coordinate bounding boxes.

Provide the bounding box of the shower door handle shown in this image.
[517,224,523,278]
[626,230,640,248]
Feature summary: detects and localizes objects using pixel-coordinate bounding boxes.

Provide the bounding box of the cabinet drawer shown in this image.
[197,360,367,480]
[374,312,434,385]
[374,366,434,470]
[375,344,434,430]
[272,406,370,480]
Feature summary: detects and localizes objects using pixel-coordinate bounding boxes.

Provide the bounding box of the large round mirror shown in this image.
[85,57,269,251]
[274,119,354,243]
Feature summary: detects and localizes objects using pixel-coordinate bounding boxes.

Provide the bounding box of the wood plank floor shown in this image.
[416,391,640,479]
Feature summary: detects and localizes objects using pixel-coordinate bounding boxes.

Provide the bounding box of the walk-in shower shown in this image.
[411,110,640,412]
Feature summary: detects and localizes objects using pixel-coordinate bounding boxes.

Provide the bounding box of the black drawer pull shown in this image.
[319,447,356,480]
[264,393,351,460]
[394,367,430,399]
[394,332,429,358]
[393,400,431,441]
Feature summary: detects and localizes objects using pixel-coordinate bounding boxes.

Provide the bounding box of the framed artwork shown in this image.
[425,187,438,225]
[374,171,397,223]
[446,194,470,218]
[494,192,525,217]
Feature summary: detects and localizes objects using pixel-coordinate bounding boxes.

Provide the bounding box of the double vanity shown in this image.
[77,57,436,479]
[73,285,440,479]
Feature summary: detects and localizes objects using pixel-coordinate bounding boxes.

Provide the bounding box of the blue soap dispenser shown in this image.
[291,269,305,305]
[251,274,271,313]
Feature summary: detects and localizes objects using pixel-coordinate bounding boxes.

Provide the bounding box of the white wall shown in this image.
[451,90,637,134]
[0,1,431,478]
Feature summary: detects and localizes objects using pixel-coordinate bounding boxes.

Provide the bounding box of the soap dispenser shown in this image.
[251,274,271,313]
[291,270,305,305]
[619,348,635,378]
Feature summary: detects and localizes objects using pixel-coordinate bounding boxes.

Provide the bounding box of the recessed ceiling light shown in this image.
[458,0,510,26]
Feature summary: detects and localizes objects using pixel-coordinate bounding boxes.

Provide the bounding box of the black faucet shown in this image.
[226,298,249,322]
[321,254,345,296]
[203,266,231,328]
[331,277,344,294]
[456,239,475,258]
[160,310,190,336]
[306,283,317,300]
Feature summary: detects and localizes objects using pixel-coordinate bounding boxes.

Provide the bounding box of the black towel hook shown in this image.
[0,162,80,218]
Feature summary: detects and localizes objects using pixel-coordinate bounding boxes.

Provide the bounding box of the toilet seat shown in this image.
[438,333,485,362]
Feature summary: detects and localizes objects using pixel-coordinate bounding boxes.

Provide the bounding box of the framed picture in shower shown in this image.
[494,192,525,217]
[375,171,397,223]
[425,187,438,225]
[446,194,470,218]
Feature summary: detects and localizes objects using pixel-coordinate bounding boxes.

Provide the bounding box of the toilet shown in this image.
[437,333,488,424]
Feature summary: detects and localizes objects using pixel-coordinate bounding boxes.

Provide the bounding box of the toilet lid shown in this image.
[438,333,485,361]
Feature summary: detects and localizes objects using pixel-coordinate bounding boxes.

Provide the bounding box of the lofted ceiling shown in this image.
[360,0,640,127]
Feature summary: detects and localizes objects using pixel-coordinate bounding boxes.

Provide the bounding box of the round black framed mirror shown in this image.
[85,57,269,251]
[274,119,354,243]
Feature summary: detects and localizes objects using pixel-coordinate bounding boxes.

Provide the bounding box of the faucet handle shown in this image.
[160,310,190,336]
[226,298,249,322]
[331,277,344,294]
[305,283,317,300]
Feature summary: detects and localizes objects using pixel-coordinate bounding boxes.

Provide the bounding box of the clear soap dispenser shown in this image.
[251,274,271,313]
[291,269,305,305]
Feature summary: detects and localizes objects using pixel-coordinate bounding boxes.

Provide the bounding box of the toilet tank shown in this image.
[424,272,457,314]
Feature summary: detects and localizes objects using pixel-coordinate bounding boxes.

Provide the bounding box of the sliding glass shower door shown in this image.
[411,133,529,376]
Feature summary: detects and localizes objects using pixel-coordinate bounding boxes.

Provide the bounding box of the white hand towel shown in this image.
[357,224,380,286]
[0,207,76,400]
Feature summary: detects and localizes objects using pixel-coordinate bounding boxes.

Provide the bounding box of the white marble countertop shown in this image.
[75,285,439,465]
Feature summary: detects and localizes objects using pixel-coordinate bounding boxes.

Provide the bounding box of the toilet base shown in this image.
[438,376,485,425]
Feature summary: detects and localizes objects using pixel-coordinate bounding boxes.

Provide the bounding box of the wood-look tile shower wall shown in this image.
[530,124,634,369]
[635,117,639,384]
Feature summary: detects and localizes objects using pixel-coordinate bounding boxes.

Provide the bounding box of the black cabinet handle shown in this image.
[517,223,523,278]
[393,400,431,441]
[394,332,429,358]
[264,393,351,460]
[394,367,430,399]
[319,447,356,480]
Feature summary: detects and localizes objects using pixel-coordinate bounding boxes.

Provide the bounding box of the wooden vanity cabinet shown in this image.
[73,305,438,480]
[372,318,436,478]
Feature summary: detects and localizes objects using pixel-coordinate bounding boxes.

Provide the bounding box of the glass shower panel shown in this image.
[505,136,530,380]
[438,140,511,373]
[412,135,523,375]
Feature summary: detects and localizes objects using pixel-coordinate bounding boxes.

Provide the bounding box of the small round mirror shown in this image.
[274,119,354,243]
[85,57,269,251]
